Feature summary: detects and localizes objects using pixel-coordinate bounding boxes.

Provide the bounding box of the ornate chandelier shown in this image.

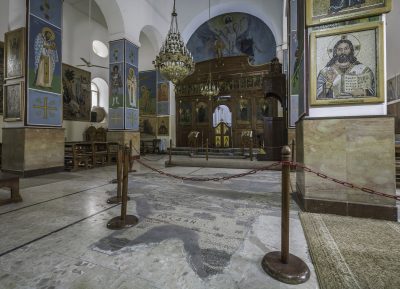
[201,72,219,99]
[200,0,219,99]
[153,0,195,84]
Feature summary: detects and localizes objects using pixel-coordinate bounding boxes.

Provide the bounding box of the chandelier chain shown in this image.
[201,0,219,98]
[153,0,195,84]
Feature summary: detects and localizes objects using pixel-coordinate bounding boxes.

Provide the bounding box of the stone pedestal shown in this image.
[296,116,397,221]
[2,127,65,177]
[107,131,140,157]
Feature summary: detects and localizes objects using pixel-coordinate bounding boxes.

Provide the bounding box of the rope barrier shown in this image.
[130,142,399,202]
[290,161,400,202]
[130,144,167,162]
[136,158,281,182]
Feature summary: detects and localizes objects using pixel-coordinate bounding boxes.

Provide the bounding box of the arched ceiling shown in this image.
[105,0,283,49]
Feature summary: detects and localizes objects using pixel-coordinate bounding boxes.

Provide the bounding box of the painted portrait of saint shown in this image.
[317,36,375,99]
[110,64,123,107]
[34,27,59,89]
[5,28,25,79]
[187,12,276,65]
[329,0,365,13]
[127,67,137,108]
[310,22,384,105]
[308,0,391,26]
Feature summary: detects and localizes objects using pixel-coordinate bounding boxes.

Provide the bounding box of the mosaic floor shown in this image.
[0,156,319,289]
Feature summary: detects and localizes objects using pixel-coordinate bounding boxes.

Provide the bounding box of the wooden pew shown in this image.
[0,172,22,205]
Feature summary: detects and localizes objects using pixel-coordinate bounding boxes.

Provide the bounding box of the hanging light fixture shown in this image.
[153,0,195,84]
[200,0,219,99]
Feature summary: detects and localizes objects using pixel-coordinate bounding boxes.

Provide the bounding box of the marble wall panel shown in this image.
[2,128,64,173]
[296,117,395,207]
[107,131,140,157]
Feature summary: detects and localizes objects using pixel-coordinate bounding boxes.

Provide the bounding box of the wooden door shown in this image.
[214,122,231,148]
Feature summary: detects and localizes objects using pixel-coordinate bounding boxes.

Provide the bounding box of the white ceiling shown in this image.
[64,0,107,28]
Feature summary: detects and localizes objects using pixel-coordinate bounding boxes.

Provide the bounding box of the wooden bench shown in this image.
[141,139,161,154]
[0,172,22,205]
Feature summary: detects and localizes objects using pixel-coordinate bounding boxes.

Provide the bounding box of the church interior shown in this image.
[0,0,399,288]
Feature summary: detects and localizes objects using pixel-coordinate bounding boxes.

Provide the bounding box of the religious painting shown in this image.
[306,0,391,26]
[139,70,157,115]
[179,101,192,125]
[158,82,169,102]
[387,77,396,103]
[29,0,63,29]
[109,40,124,63]
[196,101,208,123]
[4,80,24,121]
[125,108,139,131]
[157,116,169,136]
[309,22,384,106]
[256,98,272,121]
[4,27,25,80]
[215,136,221,148]
[187,12,276,65]
[157,101,169,115]
[289,0,303,127]
[0,42,4,114]
[108,108,124,130]
[237,98,251,123]
[27,89,62,126]
[126,64,138,108]
[223,136,230,148]
[109,63,124,109]
[125,40,138,67]
[139,116,157,135]
[62,63,91,121]
[28,16,62,94]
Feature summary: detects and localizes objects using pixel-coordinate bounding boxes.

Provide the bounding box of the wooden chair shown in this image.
[188,131,200,153]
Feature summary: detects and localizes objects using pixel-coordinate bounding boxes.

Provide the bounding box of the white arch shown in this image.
[181,2,282,45]
[93,0,126,40]
[140,25,163,52]
[92,77,109,112]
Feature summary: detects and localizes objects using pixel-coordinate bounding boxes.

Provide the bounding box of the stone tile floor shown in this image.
[0,156,319,289]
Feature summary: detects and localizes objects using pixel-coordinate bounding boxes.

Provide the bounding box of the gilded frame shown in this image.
[4,27,26,80]
[306,0,391,26]
[309,22,384,106]
[3,79,24,121]
[0,41,4,114]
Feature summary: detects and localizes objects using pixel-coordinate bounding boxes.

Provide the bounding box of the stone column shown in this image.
[2,0,64,176]
[108,39,140,155]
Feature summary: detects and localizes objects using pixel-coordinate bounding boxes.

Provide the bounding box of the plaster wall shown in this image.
[139,32,157,72]
[62,2,110,142]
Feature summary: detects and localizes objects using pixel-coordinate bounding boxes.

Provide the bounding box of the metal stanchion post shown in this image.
[206,138,209,161]
[169,139,172,165]
[250,138,253,161]
[107,146,125,204]
[261,146,310,284]
[107,146,139,230]
[129,140,137,173]
[291,139,295,163]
